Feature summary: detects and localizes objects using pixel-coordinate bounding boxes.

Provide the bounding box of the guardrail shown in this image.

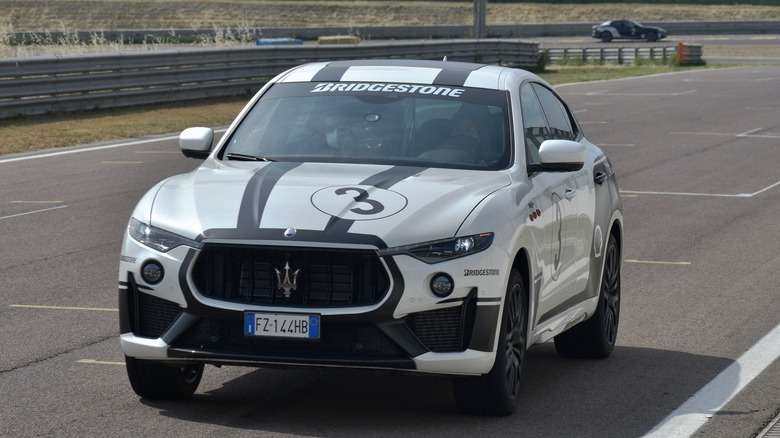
[0,39,538,119]
[544,43,702,66]
[545,46,677,65]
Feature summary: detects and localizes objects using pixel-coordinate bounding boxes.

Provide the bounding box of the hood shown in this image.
[147,161,511,248]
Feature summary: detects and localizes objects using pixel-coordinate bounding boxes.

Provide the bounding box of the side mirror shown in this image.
[180,127,214,159]
[528,139,586,173]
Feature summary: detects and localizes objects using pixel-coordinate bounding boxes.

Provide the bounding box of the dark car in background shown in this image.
[592,20,667,42]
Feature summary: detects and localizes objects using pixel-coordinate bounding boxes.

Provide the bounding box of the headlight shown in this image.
[127,218,201,252]
[380,233,494,264]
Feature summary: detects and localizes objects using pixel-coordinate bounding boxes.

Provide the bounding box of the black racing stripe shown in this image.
[433,64,483,87]
[311,60,483,86]
[323,215,355,238]
[236,162,301,234]
[323,166,425,235]
[360,166,423,189]
[200,227,389,248]
[201,165,425,245]
[311,64,351,82]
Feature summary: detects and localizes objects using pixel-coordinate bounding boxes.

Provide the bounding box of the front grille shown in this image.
[137,292,182,338]
[171,318,408,362]
[191,245,389,308]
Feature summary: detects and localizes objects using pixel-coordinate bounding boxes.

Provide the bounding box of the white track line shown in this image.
[644,323,780,437]
[0,128,227,165]
[0,205,68,220]
[621,180,780,198]
[0,136,178,165]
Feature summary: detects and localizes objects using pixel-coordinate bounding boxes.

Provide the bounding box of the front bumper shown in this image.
[118,240,507,376]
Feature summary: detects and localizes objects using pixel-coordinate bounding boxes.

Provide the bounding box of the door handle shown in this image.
[564,188,577,200]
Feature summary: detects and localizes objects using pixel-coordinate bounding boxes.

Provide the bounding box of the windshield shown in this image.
[222,82,511,170]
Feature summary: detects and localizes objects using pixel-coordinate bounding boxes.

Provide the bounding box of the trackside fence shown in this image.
[545,46,678,65]
[0,39,538,119]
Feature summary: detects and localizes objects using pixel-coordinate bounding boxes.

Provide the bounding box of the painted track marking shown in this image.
[621,180,780,198]
[644,323,780,437]
[77,359,125,366]
[0,127,227,165]
[625,260,691,266]
[9,304,118,312]
[0,205,68,220]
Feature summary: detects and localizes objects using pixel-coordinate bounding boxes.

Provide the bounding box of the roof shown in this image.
[274,59,537,91]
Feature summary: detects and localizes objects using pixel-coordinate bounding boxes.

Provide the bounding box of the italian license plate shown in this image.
[244,312,320,339]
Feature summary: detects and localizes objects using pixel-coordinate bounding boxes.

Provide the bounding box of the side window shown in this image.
[519,83,549,165]
[532,84,576,141]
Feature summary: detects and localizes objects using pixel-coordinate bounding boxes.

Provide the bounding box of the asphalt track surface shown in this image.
[1,66,779,437]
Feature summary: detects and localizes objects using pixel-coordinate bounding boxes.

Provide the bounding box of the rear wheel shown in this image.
[646,32,658,42]
[453,268,527,416]
[554,233,620,359]
[125,356,204,399]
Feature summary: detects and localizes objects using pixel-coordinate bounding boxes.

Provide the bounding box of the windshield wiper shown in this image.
[226,153,276,162]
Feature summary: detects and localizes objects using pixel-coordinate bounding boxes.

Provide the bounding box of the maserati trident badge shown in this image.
[275,262,300,299]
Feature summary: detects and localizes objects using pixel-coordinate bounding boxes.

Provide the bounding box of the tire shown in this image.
[125,356,204,399]
[601,33,612,43]
[554,234,620,359]
[646,32,657,42]
[453,268,527,416]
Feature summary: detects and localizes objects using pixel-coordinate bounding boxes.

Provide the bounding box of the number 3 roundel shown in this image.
[311,185,408,221]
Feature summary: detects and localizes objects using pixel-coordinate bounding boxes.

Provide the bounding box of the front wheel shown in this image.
[554,233,620,359]
[453,268,527,416]
[125,356,204,399]
[601,33,613,43]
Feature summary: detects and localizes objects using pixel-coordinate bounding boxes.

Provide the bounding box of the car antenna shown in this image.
[442,56,448,61]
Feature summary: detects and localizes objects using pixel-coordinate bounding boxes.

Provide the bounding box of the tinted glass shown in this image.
[532,84,576,141]
[222,82,511,170]
[519,83,549,165]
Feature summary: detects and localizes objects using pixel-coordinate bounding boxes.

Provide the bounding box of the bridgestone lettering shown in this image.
[464,269,500,276]
[312,82,465,97]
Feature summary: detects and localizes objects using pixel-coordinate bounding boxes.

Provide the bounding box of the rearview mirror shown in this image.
[180,127,214,159]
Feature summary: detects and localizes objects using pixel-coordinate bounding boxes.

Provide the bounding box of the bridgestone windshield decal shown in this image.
[311,83,464,97]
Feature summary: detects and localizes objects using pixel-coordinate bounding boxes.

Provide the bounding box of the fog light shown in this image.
[431,274,454,297]
[141,261,164,284]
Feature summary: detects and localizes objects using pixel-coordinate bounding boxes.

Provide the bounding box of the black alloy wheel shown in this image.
[126,356,205,399]
[553,233,620,359]
[453,268,527,416]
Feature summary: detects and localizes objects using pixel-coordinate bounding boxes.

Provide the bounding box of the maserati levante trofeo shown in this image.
[118,59,624,416]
